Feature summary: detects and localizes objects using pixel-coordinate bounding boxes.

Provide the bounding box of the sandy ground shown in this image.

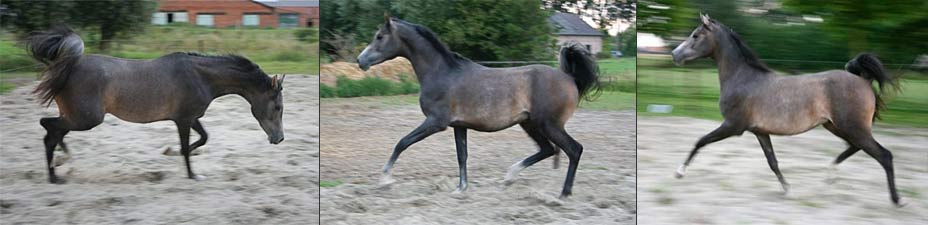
[637,117,928,225]
[0,75,319,224]
[320,97,636,225]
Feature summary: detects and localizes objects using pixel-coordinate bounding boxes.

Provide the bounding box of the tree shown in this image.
[322,0,556,62]
[1,0,157,52]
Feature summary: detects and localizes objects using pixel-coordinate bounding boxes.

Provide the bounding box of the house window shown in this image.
[585,44,592,51]
[278,13,299,28]
[152,12,188,25]
[152,12,167,25]
[243,14,260,26]
[196,14,215,27]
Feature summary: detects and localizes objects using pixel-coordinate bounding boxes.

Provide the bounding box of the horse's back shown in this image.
[77,54,207,123]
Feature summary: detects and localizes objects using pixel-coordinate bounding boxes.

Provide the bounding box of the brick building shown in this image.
[152,0,319,28]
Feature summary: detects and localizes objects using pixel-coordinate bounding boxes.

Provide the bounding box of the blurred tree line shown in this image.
[1,0,157,52]
[321,0,637,63]
[638,0,928,71]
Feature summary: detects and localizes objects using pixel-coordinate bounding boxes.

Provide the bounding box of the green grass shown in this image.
[0,25,318,82]
[321,75,419,98]
[319,180,343,188]
[637,55,928,127]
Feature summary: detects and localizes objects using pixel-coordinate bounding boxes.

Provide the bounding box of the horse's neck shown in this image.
[714,50,771,93]
[202,72,261,101]
[404,50,463,88]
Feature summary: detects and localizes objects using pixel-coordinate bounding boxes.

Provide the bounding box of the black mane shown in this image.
[179,52,261,72]
[717,24,772,73]
[394,19,468,68]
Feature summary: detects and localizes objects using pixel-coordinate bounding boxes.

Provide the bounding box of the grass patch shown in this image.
[637,55,928,127]
[0,82,14,94]
[0,26,319,77]
[319,180,343,188]
[322,75,419,98]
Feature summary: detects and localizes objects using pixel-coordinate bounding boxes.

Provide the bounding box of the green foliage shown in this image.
[638,1,928,71]
[322,0,556,62]
[323,75,420,98]
[2,0,158,51]
[294,28,319,43]
[619,26,637,57]
[320,83,337,98]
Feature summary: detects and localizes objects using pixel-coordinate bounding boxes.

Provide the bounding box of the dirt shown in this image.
[320,97,636,225]
[0,75,320,224]
[637,117,928,225]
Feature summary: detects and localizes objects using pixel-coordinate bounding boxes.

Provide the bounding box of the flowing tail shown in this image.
[23,26,84,105]
[845,53,897,120]
[559,40,601,101]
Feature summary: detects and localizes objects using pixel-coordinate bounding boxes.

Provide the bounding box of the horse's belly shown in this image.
[750,110,828,135]
[452,109,529,132]
[103,89,179,123]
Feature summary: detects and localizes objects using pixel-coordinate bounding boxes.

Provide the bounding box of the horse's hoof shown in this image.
[894,199,907,208]
[191,175,207,181]
[162,147,178,156]
[379,175,395,186]
[781,184,791,195]
[452,187,466,194]
[558,193,571,200]
[674,165,687,179]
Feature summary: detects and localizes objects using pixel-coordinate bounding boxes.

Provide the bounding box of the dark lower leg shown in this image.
[756,133,789,192]
[860,141,900,205]
[543,125,583,198]
[453,127,468,192]
[175,121,197,180]
[41,117,66,184]
[506,123,558,183]
[382,118,444,183]
[677,123,740,178]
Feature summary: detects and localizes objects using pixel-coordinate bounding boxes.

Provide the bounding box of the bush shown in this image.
[596,51,613,59]
[319,83,336,98]
[294,28,319,43]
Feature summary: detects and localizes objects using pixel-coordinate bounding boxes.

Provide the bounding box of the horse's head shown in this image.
[251,74,285,144]
[357,16,407,71]
[672,14,721,66]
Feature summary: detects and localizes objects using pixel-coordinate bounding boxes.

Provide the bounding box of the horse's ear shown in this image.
[278,74,286,88]
[700,13,713,30]
[271,74,279,90]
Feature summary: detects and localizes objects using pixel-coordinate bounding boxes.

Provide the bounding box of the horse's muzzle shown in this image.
[269,135,284,144]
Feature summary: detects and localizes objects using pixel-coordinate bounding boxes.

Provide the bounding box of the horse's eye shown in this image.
[693,34,699,39]
[376,35,383,40]
[274,105,281,111]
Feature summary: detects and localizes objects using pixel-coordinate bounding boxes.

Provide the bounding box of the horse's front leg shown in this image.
[676,122,742,178]
[453,127,468,193]
[189,119,209,151]
[756,133,790,194]
[174,120,204,181]
[381,117,446,185]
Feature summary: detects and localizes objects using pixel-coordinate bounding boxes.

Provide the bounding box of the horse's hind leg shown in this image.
[853,136,901,206]
[453,127,468,193]
[676,122,741,178]
[755,133,790,193]
[381,118,446,185]
[41,118,68,183]
[822,122,861,183]
[504,122,557,185]
[541,123,583,199]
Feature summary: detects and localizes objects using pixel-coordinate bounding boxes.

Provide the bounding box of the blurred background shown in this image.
[0,0,320,94]
[637,0,928,127]
[319,0,637,111]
